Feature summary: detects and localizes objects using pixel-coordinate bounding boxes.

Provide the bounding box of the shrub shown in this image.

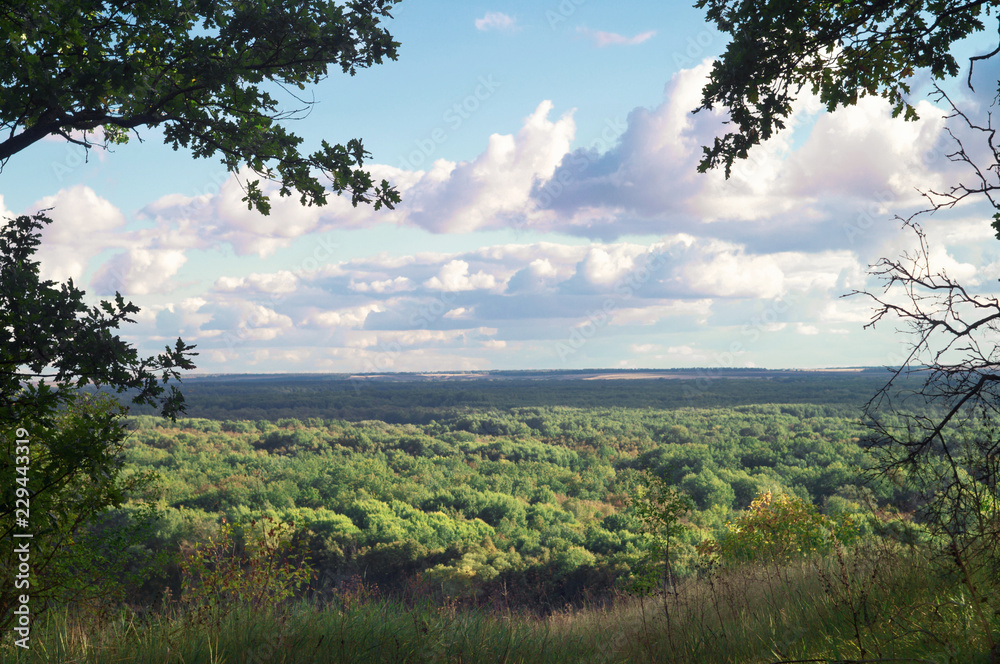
[701,491,857,565]
[178,517,313,618]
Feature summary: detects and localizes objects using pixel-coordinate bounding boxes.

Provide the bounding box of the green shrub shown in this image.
[702,491,857,565]
[178,517,313,618]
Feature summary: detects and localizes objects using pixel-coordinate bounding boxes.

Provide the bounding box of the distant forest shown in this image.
[118,369,901,424]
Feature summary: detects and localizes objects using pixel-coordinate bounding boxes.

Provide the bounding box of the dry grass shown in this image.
[3,540,998,663]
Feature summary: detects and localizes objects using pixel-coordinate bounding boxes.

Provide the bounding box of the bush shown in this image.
[701,491,857,565]
[178,517,313,618]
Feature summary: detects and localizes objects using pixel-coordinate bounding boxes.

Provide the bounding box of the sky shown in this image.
[4,1,1000,374]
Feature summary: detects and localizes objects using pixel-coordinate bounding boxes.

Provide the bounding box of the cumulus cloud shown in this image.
[214,270,298,294]
[524,61,953,251]
[783,96,948,203]
[91,247,188,295]
[506,257,561,293]
[404,101,576,233]
[682,247,786,299]
[308,303,384,329]
[528,62,720,232]
[609,301,713,326]
[424,260,499,291]
[108,229,905,371]
[350,276,412,293]
[630,343,661,353]
[136,102,576,242]
[32,186,128,283]
[201,302,294,342]
[29,57,982,374]
[444,307,472,319]
[106,60,961,276]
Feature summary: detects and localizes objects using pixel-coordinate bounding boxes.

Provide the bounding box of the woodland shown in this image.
[113,372,887,612]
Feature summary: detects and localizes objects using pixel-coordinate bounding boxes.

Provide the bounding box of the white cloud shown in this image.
[195,301,295,345]
[520,61,956,254]
[33,186,128,283]
[91,247,188,295]
[350,276,412,293]
[506,257,565,292]
[211,172,326,256]
[529,62,720,229]
[784,96,948,204]
[214,270,298,294]
[666,345,696,355]
[609,301,713,326]
[309,303,384,329]
[575,245,641,286]
[31,57,984,375]
[404,101,576,233]
[630,343,661,353]
[475,11,516,31]
[424,260,498,291]
[683,248,785,299]
[248,349,308,366]
[818,300,872,324]
[444,307,472,319]
[0,195,14,222]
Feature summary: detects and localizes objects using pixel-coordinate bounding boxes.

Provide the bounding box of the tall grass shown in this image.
[3,540,997,663]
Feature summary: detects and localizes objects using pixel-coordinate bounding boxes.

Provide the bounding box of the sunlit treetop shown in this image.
[0,0,401,213]
[695,0,997,177]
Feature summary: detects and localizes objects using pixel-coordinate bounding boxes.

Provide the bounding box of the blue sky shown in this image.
[4,1,1000,374]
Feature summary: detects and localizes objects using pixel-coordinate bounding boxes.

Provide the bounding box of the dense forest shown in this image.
[5,371,998,662]
[100,372,913,611]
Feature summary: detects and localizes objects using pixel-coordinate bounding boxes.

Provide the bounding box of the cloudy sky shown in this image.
[4,1,1000,374]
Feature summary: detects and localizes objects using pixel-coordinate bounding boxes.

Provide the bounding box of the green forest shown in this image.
[118,374,884,610]
[6,373,999,662]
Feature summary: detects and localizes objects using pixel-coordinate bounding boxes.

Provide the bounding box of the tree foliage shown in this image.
[701,491,857,565]
[629,472,694,596]
[696,0,994,176]
[1,212,196,424]
[0,393,162,630]
[1,213,196,628]
[0,0,401,213]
